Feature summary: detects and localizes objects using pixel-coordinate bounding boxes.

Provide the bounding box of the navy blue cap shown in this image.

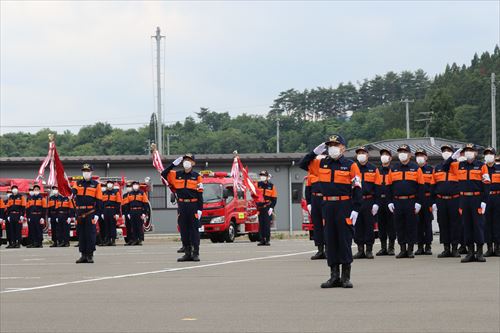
[463,143,477,151]
[81,163,93,171]
[325,134,347,146]
[183,153,195,161]
[355,146,368,154]
[483,147,496,155]
[397,144,411,153]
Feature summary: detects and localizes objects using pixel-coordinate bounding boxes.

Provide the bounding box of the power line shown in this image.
[0,121,177,129]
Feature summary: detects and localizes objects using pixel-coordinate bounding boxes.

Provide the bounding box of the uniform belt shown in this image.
[425,193,431,197]
[461,192,481,196]
[437,194,460,200]
[104,206,116,209]
[178,198,198,203]
[362,194,374,199]
[77,206,94,209]
[31,211,42,214]
[312,192,323,197]
[380,194,387,198]
[489,190,500,195]
[395,195,416,200]
[323,195,350,201]
[130,207,143,210]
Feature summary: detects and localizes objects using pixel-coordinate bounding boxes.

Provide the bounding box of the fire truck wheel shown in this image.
[248,233,260,242]
[224,221,236,243]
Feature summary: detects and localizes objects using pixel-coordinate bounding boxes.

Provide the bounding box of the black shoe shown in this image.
[484,243,494,257]
[424,244,432,255]
[396,244,407,259]
[177,246,185,253]
[264,242,271,246]
[26,243,34,248]
[192,247,200,262]
[36,243,43,248]
[341,264,353,288]
[475,244,486,262]
[257,241,266,246]
[458,245,468,255]
[438,244,451,258]
[376,241,388,256]
[6,243,13,249]
[76,255,88,264]
[13,242,20,248]
[353,245,365,259]
[414,244,424,255]
[50,242,58,248]
[461,246,475,263]
[407,244,415,258]
[62,242,70,247]
[387,240,395,256]
[320,265,342,288]
[365,244,374,259]
[136,240,143,246]
[311,245,326,260]
[494,244,500,257]
[86,254,94,264]
[177,248,193,262]
[109,239,116,246]
[74,243,79,247]
[450,244,460,257]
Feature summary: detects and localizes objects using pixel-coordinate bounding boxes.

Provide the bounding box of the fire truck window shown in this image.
[225,186,234,203]
[291,183,302,204]
[237,190,244,199]
[151,185,167,209]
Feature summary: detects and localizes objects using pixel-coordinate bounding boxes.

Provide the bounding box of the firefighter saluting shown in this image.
[256,170,277,246]
[161,154,204,262]
[72,164,103,263]
[300,134,362,289]
[482,147,499,257]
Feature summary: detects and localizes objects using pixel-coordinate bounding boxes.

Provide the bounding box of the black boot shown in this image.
[387,239,395,255]
[177,247,193,262]
[109,239,116,246]
[177,246,185,253]
[414,244,424,255]
[451,244,460,257]
[376,241,388,256]
[494,243,500,257]
[475,244,486,262]
[461,245,475,263]
[458,244,468,255]
[424,244,432,255]
[484,243,494,257]
[353,245,365,259]
[320,265,341,288]
[407,244,415,258]
[6,243,13,249]
[86,253,94,263]
[13,241,20,248]
[50,241,58,248]
[76,254,88,264]
[365,244,374,259]
[438,244,451,258]
[396,244,407,258]
[311,245,326,260]
[257,239,266,246]
[192,247,200,262]
[26,243,34,248]
[341,264,353,288]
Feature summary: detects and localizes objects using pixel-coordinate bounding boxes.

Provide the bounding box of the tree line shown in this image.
[1,46,499,157]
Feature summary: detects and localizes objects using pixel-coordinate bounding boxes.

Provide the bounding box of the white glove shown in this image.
[114,214,119,220]
[141,213,146,220]
[40,218,45,224]
[197,210,202,219]
[7,217,10,222]
[480,202,487,215]
[20,216,25,222]
[27,218,30,222]
[371,204,379,216]
[349,211,359,226]
[313,142,327,155]
[127,214,131,219]
[66,218,71,224]
[451,148,463,160]
[93,215,99,221]
[307,204,312,214]
[55,218,58,223]
[432,204,438,214]
[101,214,104,219]
[388,203,395,213]
[415,203,422,214]
[173,156,183,166]
[48,217,51,223]
[268,208,273,216]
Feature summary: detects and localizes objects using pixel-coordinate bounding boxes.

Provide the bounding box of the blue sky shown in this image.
[1,1,499,134]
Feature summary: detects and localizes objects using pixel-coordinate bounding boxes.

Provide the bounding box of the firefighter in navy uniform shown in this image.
[26,185,46,248]
[5,185,26,248]
[48,186,59,247]
[483,147,500,257]
[353,146,381,259]
[256,170,278,246]
[443,144,490,263]
[433,145,461,258]
[300,134,362,289]
[303,154,327,260]
[102,180,121,246]
[386,144,425,259]
[0,197,5,247]
[124,181,148,246]
[415,149,435,255]
[122,183,131,245]
[55,193,74,247]
[376,149,396,256]
[161,154,204,262]
[72,164,103,264]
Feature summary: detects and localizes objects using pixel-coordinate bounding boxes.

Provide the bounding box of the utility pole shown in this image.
[276,118,280,153]
[152,27,165,154]
[166,133,178,156]
[416,111,433,137]
[401,99,414,139]
[492,73,497,150]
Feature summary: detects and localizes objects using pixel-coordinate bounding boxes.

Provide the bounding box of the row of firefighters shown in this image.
[0,177,149,253]
[300,135,499,289]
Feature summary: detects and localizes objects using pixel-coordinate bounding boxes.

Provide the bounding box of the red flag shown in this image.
[52,146,72,197]
[231,156,264,203]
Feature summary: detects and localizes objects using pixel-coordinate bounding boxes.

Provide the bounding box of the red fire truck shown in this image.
[198,171,260,243]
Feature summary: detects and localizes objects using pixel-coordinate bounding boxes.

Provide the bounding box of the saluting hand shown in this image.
[173,156,183,166]
[451,148,463,160]
[349,211,358,225]
[313,142,327,155]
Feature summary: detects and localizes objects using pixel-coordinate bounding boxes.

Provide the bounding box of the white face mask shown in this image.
[52,190,59,196]
[458,156,467,162]
[464,151,475,161]
[380,155,391,164]
[12,189,18,195]
[442,151,452,160]
[114,186,119,190]
[132,185,140,191]
[183,161,192,170]
[126,187,132,193]
[34,191,40,196]
[259,176,267,182]
[484,154,495,163]
[328,146,341,159]
[357,154,368,163]
[416,156,426,166]
[107,183,113,189]
[29,191,34,196]
[83,171,92,180]
[6,193,11,198]
[398,152,409,162]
